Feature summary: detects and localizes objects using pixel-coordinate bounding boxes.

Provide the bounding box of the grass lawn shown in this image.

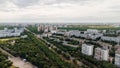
[0,37,20,44]
[59,26,120,31]
[0,37,20,42]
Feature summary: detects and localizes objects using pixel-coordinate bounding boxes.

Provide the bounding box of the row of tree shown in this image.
[0,51,13,68]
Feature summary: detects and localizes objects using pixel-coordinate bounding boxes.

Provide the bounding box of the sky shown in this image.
[0,0,120,23]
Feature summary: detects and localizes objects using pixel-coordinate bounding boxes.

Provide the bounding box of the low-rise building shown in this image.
[82,44,94,56]
[0,28,24,38]
[42,33,52,37]
[21,35,28,38]
[68,30,81,37]
[79,34,87,38]
[116,30,120,35]
[79,33,103,40]
[51,30,57,33]
[86,29,99,34]
[86,33,103,40]
[101,36,120,43]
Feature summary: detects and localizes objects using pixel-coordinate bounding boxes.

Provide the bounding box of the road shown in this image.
[62,41,79,48]
[0,47,14,57]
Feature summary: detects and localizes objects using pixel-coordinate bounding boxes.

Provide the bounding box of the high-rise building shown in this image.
[37,25,57,33]
[14,27,18,32]
[94,47,109,61]
[37,25,45,32]
[115,48,120,67]
[82,44,94,56]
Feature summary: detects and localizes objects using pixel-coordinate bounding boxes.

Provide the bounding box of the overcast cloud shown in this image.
[0,0,119,23]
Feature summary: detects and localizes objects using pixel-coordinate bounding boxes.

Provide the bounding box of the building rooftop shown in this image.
[83,43,94,46]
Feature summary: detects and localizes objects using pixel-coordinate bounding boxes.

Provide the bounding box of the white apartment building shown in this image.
[79,34,87,38]
[42,33,52,37]
[85,33,103,40]
[116,30,120,34]
[101,36,120,43]
[68,30,81,37]
[86,29,99,34]
[49,26,57,33]
[94,47,109,61]
[79,33,103,40]
[21,35,28,38]
[115,48,120,67]
[82,44,94,56]
[51,30,57,33]
[0,28,24,38]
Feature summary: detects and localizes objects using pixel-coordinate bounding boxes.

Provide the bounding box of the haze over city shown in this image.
[0,0,120,23]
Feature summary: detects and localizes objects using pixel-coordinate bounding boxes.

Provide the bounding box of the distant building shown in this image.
[38,25,57,33]
[79,33,103,40]
[102,30,106,33]
[55,30,66,35]
[42,33,52,37]
[116,30,120,35]
[64,32,70,37]
[82,44,94,56]
[112,24,120,27]
[4,28,8,32]
[44,27,49,33]
[0,27,24,38]
[86,33,103,40]
[68,30,81,37]
[50,26,57,33]
[115,48,120,67]
[86,29,99,34]
[79,34,87,38]
[101,36,120,43]
[94,47,109,61]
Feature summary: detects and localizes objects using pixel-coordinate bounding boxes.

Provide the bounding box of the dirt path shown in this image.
[9,57,37,68]
[0,47,37,68]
